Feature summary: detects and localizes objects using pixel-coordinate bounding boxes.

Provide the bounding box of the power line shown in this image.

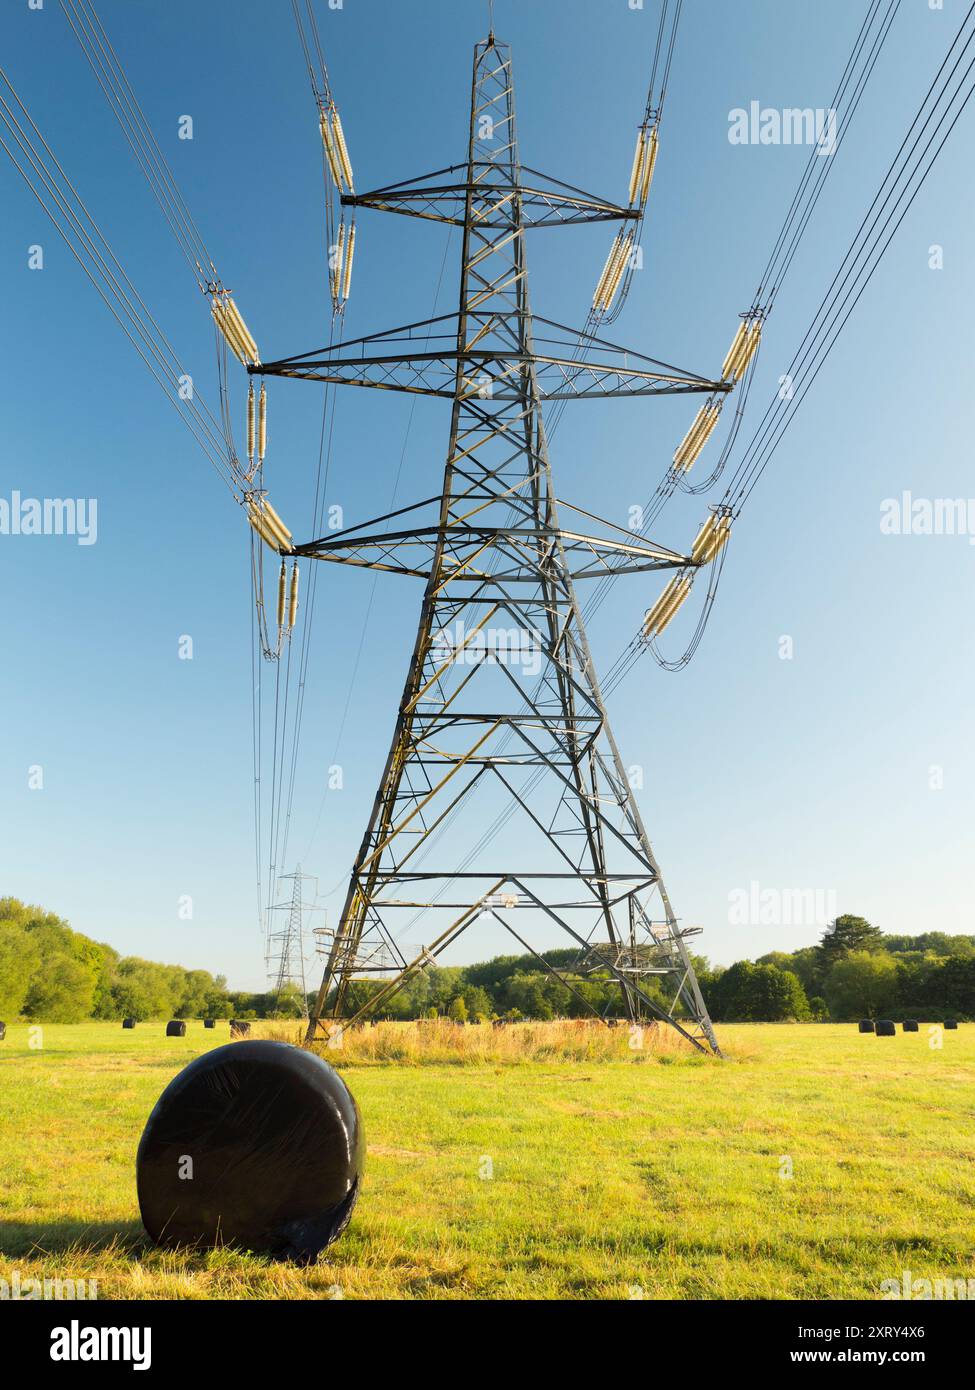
[606,0,975,687]
[0,68,243,498]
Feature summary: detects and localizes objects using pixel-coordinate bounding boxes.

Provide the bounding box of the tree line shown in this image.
[701,914,975,1023]
[0,897,271,1023]
[1,898,972,1023]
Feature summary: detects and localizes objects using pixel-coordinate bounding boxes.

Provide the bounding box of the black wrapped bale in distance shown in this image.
[0,1022,5,1041]
[902,1019,919,1032]
[122,1018,136,1029]
[230,1020,251,1037]
[944,1019,959,1030]
[137,1040,363,1262]
[858,1019,875,1033]
[203,1019,216,1029]
[875,1019,896,1037]
[166,1020,186,1037]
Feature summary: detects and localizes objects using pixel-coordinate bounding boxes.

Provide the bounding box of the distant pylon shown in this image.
[265,866,318,1016]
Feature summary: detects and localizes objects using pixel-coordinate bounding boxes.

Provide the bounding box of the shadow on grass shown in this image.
[0,1218,147,1259]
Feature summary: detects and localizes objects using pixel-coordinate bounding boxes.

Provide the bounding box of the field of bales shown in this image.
[1,1019,973,1299]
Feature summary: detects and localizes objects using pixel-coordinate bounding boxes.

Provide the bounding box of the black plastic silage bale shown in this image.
[136,1040,363,1262]
[203,1019,216,1029]
[944,1019,959,1030]
[0,1022,5,1041]
[858,1019,874,1033]
[122,1018,136,1029]
[875,1019,896,1036]
[902,1019,919,1032]
[166,1020,187,1037]
[230,1020,251,1037]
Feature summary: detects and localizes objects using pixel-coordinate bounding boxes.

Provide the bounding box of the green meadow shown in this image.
[1,1020,972,1299]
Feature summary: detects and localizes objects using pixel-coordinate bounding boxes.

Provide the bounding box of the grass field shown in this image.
[1,1019,972,1299]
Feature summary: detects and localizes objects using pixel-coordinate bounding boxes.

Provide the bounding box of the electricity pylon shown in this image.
[259,34,727,1055]
[265,866,316,1016]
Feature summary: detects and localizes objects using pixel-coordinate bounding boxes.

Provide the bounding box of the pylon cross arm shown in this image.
[292,520,693,579]
[254,312,728,401]
[257,347,725,400]
[340,159,643,228]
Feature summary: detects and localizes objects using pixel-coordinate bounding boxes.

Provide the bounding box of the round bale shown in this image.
[943,1019,959,1030]
[122,1018,137,1030]
[203,1019,216,1029]
[858,1019,874,1033]
[902,1019,919,1032]
[166,1020,187,1037]
[875,1019,896,1037]
[230,1020,251,1037]
[137,1040,363,1262]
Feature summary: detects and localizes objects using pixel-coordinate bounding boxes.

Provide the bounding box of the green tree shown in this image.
[203,990,233,1019]
[24,952,98,1022]
[111,958,179,1019]
[883,932,975,959]
[756,946,823,997]
[824,951,898,1020]
[819,914,884,966]
[447,994,468,1022]
[421,966,463,1014]
[0,920,41,1018]
[462,985,492,1021]
[174,968,220,1019]
[268,983,307,1018]
[91,944,121,1018]
[710,961,811,1022]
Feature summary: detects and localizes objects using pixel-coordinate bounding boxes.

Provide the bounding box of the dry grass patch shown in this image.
[296,1017,703,1066]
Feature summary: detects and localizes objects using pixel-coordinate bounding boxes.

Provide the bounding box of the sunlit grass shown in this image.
[299,1016,700,1065]
[1,1020,972,1299]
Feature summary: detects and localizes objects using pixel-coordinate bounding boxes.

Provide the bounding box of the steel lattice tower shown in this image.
[265,866,312,1015]
[257,34,727,1055]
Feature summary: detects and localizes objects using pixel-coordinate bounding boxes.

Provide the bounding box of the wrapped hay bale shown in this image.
[137,1040,363,1262]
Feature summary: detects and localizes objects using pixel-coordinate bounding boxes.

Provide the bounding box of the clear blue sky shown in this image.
[2,0,973,989]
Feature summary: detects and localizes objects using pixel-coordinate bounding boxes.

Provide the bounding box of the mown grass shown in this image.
[1,1019,972,1299]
